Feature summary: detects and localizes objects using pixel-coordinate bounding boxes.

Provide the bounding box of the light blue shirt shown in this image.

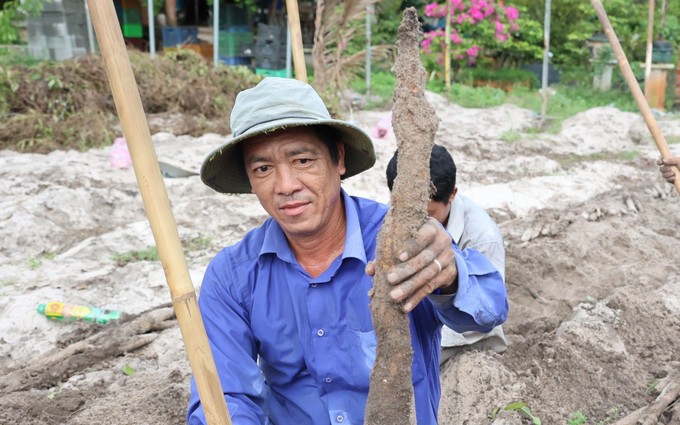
[187,190,508,425]
[446,194,505,279]
[441,194,508,349]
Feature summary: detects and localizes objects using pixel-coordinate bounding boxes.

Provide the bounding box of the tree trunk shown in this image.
[311,0,326,92]
[165,0,178,27]
[364,7,439,425]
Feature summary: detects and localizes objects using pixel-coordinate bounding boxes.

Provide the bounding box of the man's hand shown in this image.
[366,218,458,313]
[657,157,680,184]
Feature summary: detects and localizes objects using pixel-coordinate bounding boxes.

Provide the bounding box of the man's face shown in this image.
[427,200,451,225]
[427,189,456,225]
[243,127,347,240]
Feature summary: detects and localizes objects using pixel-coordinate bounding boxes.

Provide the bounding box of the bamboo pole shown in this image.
[590,0,680,194]
[84,1,231,424]
[285,0,308,82]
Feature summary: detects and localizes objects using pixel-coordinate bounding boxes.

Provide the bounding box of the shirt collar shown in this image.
[258,189,367,264]
[341,189,367,263]
[447,195,464,244]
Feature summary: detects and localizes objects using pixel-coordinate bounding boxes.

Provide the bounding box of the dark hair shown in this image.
[386,144,457,204]
[311,126,341,165]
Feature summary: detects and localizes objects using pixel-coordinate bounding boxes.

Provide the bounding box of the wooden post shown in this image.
[660,0,668,30]
[84,1,232,423]
[591,0,680,194]
[165,0,177,27]
[285,0,308,82]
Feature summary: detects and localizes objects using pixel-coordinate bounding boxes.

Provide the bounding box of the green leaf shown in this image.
[504,402,527,411]
[122,364,136,376]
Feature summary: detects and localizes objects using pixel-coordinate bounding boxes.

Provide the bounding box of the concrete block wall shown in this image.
[27,0,90,61]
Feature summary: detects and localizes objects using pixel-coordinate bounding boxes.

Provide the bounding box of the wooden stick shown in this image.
[2,305,175,393]
[612,372,680,425]
[669,401,680,425]
[285,0,308,82]
[84,1,231,424]
[590,0,680,195]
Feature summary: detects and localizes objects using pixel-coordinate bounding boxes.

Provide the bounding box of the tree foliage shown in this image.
[369,0,680,71]
[0,0,46,44]
[512,0,680,67]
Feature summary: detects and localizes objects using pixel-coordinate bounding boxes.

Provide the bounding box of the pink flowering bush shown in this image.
[421,0,521,73]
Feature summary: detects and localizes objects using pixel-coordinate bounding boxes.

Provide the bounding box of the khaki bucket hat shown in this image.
[200,77,376,194]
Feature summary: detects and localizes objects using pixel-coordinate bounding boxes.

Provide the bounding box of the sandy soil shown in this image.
[1,91,679,424]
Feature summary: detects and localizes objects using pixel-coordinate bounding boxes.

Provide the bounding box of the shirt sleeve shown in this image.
[186,253,269,425]
[427,245,508,333]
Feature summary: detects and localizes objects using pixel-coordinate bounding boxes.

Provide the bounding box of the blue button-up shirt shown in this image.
[187,190,507,425]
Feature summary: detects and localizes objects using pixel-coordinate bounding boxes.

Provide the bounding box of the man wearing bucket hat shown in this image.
[187,77,508,425]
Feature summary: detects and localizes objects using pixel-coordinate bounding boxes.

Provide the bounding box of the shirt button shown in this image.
[317,329,325,337]
[311,283,317,288]
[325,377,332,383]
[336,415,344,422]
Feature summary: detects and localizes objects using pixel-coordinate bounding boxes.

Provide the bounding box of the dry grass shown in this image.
[0,50,262,152]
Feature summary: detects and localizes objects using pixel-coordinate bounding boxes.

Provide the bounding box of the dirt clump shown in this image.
[366,8,438,424]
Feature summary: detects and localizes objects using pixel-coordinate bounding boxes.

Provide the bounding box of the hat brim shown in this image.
[201,118,376,194]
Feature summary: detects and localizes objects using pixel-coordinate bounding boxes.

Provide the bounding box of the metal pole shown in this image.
[365,4,372,98]
[84,0,96,53]
[444,2,451,102]
[148,0,156,58]
[213,0,220,67]
[644,0,655,95]
[541,0,551,117]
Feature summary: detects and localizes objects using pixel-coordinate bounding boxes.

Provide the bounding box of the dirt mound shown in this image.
[440,184,680,424]
[1,93,679,424]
